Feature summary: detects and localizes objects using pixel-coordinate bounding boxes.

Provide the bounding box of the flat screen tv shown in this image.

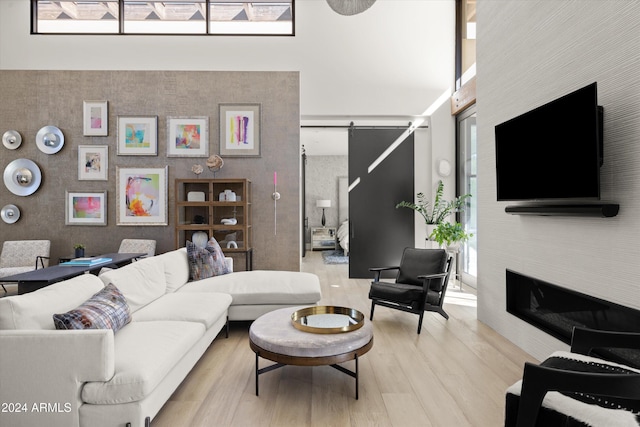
[495,82,603,201]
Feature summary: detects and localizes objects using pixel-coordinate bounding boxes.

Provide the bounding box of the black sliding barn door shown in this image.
[348,128,415,278]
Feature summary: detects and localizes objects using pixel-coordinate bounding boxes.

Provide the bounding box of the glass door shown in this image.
[457,107,477,288]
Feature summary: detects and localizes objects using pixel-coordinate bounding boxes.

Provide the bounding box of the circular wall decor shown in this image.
[2,130,22,149]
[3,158,42,196]
[36,125,64,154]
[437,159,452,177]
[1,204,21,224]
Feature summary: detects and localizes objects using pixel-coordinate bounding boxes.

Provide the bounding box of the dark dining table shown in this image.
[0,252,146,295]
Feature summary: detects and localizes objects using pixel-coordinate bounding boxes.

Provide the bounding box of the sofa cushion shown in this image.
[0,274,105,330]
[132,292,231,329]
[178,270,322,305]
[81,320,205,405]
[53,284,131,332]
[98,256,166,313]
[186,238,230,281]
[155,248,190,293]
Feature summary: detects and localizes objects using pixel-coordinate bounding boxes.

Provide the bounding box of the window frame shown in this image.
[31,0,295,36]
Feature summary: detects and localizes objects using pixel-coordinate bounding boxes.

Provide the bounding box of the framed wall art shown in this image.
[167,116,209,157]
[83,101,109,136]
[219,103,261,157]
[78,145,108,181]
[65,191,107,226]
[117,116,158,156]
[116,166,168,226]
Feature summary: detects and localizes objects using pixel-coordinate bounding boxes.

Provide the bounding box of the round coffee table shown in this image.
[249,306,374,399]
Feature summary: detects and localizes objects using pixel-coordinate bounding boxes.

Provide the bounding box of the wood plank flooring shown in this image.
[148,252,537,426]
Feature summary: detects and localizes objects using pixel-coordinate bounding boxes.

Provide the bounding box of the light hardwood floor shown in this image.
[152,251,538,427]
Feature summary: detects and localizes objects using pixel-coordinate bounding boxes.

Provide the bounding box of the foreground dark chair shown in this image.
[368,248,452,334]
[506,326,640,427]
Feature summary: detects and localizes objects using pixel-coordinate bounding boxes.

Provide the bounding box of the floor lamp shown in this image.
[316,200,331,227]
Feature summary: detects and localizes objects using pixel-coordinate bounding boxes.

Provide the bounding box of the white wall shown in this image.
[477,0,640,360]
[0,0,455,119]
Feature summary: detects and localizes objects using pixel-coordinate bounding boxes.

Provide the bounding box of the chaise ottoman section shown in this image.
[81,320,205,405]
[176,270,322,320]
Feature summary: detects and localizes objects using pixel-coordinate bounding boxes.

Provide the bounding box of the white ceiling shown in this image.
[301,127,348,156]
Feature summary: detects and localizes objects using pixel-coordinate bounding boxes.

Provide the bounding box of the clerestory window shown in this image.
[31,0,295,36]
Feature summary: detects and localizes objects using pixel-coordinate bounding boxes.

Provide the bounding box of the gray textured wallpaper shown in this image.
[0,70,300,271]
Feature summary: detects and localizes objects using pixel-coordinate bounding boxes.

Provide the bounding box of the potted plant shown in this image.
[429,221,473,250]
[74,243,85,258]
[396,180,471,244]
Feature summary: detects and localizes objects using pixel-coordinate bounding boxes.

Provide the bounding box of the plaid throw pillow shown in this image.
[53,283,131,331]
[186,238,230,281]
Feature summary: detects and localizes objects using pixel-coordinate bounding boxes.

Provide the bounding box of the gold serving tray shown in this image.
[291,306,365,334]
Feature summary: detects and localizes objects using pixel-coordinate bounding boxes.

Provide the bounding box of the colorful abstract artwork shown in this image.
[83,101,108,136]
[167,117,209,157]
[117,167,167,225]
[65,191,107,225]
[219,104,261,157]
[117,116,158,155]
[90,107,102,129]
[73,197,102,218]
[125,123,151,148]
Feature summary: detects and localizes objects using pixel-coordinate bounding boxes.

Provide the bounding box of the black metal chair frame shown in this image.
[514,326,640,427]
[369,253,453,334]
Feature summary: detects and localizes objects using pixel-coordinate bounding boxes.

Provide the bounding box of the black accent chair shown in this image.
[368,248,452,334]
[506,326,640,427]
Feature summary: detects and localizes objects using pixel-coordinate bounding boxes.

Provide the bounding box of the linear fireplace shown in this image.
[506,269,640,344]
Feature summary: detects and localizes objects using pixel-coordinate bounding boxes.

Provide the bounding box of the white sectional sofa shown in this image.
[0,247,321,427]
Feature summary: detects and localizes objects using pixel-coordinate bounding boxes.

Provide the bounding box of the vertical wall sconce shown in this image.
[316,199,331,227]
[272,172,280,234]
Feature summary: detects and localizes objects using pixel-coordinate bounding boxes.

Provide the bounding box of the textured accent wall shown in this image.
[0,70,300,271]
[477,1,640,359]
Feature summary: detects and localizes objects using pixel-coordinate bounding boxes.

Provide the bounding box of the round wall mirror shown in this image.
[2,130,22,149]
[36,125,64,154]
[3,158,42,196]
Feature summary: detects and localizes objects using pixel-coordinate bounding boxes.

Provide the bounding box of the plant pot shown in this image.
[425,224,439,249]
[75,248,84,258]
[446,242,461,252]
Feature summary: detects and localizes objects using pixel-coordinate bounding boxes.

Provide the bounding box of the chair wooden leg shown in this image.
[370,300,376,321]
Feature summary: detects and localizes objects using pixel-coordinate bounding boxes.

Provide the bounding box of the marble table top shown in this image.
[249,306,373,358]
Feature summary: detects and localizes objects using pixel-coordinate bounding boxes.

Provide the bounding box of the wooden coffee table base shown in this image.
[250,338,374,400]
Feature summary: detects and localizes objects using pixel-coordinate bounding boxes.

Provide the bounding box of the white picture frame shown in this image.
[116,166,168,226]
[78,145,108,181]
[167,116,209,157]
[117,115,158,156]
[83,101,108,136]
[65,191,107,226]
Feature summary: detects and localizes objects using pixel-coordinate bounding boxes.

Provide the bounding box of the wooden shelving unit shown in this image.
[175,178,252,268]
